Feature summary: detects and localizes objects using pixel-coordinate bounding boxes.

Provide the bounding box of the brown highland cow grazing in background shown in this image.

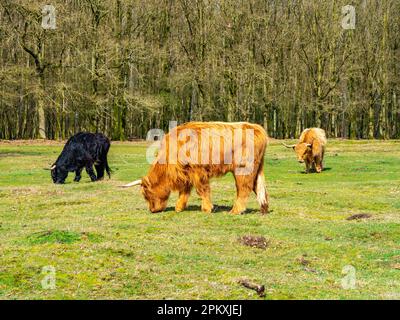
[123,122,269,214]
[283,128,327,173]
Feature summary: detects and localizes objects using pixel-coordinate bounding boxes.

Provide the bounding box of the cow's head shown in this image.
[142,176,170,213]
[283,142,312,163]
[50,164,69,184]
[123,177,170,213]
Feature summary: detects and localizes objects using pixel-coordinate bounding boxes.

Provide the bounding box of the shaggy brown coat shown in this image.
[125,122,269,214]
[284,128,327,173]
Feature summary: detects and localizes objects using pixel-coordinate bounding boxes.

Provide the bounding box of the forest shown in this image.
[0,0,399,140]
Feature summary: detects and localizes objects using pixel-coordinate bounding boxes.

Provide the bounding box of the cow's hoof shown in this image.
[229,208,244,215]
[260,205,269,215]
[175,206,186,213]
[201,205,213,213]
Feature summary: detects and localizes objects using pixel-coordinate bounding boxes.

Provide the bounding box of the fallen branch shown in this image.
[238,279,265,297]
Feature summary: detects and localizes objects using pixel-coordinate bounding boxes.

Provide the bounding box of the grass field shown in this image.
[0,139,399,300]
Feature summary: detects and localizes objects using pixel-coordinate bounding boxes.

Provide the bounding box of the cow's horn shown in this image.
[44,164,56,170]
[282,142,296,148]
[120,179,142,188]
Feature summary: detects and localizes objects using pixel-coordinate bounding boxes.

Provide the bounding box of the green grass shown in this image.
[0,139,399,300]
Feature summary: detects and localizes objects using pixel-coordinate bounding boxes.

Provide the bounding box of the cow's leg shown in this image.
[104,158,111,178]
[312,161,317,172]
[85,163,97,181]
[315,156,323,173]
[317,150,325,172]
[305,160,311,173]
[175,186,192,212]
[74,167,83,182]
[194,181,213,213]
[230,174,253,214]
[95,163,105,180]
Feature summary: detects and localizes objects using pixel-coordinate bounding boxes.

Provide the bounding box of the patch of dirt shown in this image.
[238,235,269,249]
[237,279,265,297]
[346,213,372,221]
[392,263,400,270]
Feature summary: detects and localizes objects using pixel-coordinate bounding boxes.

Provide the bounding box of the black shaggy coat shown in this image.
[51,132,111,184]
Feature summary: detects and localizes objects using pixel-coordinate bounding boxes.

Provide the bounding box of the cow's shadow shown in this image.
[164,204,259,214]
[300,167,332,174]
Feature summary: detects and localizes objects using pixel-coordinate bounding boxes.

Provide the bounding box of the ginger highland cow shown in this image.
[283,128,327,173]
[123,122,269,214]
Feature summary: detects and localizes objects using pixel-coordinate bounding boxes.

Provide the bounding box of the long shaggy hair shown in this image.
[299,128,327,145]
[284,128,327,173]
[126,122,269,214]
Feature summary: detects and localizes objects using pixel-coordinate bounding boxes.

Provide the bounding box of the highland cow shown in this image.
[123,122,269,214]
[283,128,327,173]
[49,132,111,184]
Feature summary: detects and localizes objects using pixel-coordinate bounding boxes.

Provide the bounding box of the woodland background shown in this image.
[0,0,399,140]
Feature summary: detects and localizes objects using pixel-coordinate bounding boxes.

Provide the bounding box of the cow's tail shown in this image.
[105,160,111,179]
[104,142,111,179]
[99,137,112,179]
[255,154,269,214]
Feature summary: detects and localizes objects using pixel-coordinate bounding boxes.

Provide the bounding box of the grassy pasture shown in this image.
[0,139,399,300]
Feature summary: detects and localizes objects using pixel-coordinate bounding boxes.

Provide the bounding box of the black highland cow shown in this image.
[50,132,111,184]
